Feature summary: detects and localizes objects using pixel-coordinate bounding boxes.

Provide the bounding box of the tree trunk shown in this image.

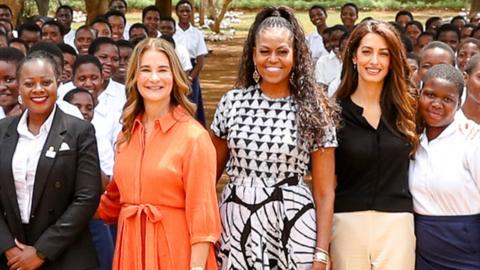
[35,0,50,16]
[207,0,216,19]
[471,0,480,17]
[211,0,232,33]
[3,0,24,27]
[189,0,195,26]
[198,0,205,26]
[85,0,109,24]
[155,0,172,18]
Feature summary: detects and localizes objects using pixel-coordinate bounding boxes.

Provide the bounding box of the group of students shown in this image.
[0,2,479,270]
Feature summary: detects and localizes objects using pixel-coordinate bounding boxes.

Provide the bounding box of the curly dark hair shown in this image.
[236,6,339,149]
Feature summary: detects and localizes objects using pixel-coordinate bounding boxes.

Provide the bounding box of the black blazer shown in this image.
[0,109,101,270]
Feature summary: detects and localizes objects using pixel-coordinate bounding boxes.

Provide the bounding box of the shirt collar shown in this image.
[17,105,57,137]
[133,105,189,134]
[420,115,462,146]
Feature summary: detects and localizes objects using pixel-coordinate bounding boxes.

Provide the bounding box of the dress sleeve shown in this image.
[210,91,231,139]
[97,179,121,224]
[182,130,221,244]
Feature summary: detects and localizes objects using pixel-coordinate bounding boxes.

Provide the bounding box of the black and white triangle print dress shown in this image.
[211,85,337,270]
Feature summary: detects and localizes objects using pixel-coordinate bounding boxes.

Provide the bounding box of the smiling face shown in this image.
[73,63,104,95]
[309,8,326,28]
[75,28,95,55]
[94,43,119,80]
[419,77,460,137]
[456,42,480,72]
[253,27,294,88]
[341,5,358,29]
[108,15,125,41]
[0,60,19,112]
[353,33,391,85]
[18,59,58,119]
[136,49,173,108]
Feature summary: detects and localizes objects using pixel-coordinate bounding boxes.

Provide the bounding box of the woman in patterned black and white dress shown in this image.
[210,6,339,270]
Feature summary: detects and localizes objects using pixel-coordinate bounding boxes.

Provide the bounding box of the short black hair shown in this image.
[42,20,66,36]
[0,5,12,16]
[88,37,117,55]
[73,54,103,77]
[116,39,133,49]
[418,31,435,41]
[329,24,348,34]
[75,25,96,39]
[425,16,442,30]
[17,22,41,37]
[109,0,128,8]
[142,5,161,20]
[406,52,419,64]
[63,87,95,104]
[19,49,61,79]
[160,16,176,25]
[58,43,77,56]
[8,38,28,53]
[129,23,148,37]
[175,0,193,11]
[420,40,455,65]
[451,15,466,24]
[458,37,480,53]
[130,36,145,47]
[341,3,358,15]
[160,35,176,48]
[395,10,414,22]
[422,63,464,98]
[104,10,126,26]
[90,16,112,32]
[28,41,64,67]
[406,20,424,32]
[435,23,460,41]
[56,5,73,16]
[309,5,327,17]
[0,47,25,63]
[400,34,414,53]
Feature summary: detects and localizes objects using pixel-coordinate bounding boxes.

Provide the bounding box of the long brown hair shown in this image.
[117,38,194,146]
[336,20,419,154]
[237,6,339,149]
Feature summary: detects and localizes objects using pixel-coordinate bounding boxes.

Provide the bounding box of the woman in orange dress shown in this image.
[97,38,221,270]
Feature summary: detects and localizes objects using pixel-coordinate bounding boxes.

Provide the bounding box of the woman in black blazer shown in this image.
[0,51,101,269]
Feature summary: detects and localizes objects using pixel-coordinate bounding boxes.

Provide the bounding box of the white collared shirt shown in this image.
[175,44,193,71]
[0,107,5,120]
[173,23,208,59]
[64,28,76,49]
[306,31,328,63]
[315,50,342,86]
[409,117,480,216]
[12,106,57,224]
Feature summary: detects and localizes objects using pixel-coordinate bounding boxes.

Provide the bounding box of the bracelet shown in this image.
[313,249,329,264]
[315,247,329,255]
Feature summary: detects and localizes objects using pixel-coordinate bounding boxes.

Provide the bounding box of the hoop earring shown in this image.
[253,66,260,83]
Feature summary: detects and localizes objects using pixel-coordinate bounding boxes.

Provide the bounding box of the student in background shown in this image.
[307,5,328,63]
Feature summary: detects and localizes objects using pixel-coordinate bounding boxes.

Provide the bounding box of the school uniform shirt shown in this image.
[315,50,342,87]
[307,31,328,63]
[123,22,132,40]
[176,44,193,71]
[174,23,208,59]
[0,107,5,120]
[409,117,480,216]
[12,106,56,224]
[64,28,76,49]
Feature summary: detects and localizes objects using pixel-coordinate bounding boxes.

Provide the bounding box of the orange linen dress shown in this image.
[97,106,221,270]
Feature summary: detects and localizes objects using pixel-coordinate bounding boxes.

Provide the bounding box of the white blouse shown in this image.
[12,106,56,224]
[409,117,480,216]
[174,23,208,59]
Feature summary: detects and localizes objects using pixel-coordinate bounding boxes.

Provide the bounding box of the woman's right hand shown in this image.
[4,246,22,261]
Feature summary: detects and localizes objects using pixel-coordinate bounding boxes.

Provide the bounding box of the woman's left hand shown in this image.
[311,261,328,270]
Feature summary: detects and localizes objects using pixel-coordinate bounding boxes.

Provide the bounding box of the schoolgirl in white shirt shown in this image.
[410,64,480,269]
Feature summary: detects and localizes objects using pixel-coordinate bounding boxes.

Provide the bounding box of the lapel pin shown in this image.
[45,146,56,159]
